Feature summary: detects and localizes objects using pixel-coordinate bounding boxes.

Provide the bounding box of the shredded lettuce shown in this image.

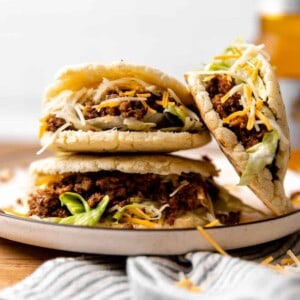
[112,202,169,222]
[123,118,156,131]
[59,192,90,215]
[43,195,109,226]
[112,204,139,222]
[164,105,186,123]
[206,61,231,71]
[214,186,266,216]
[239,130,279,185]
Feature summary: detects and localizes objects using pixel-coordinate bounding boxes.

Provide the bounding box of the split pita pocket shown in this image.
[27,154,255,229]
[38,61,210,154]
[185,42,292,216]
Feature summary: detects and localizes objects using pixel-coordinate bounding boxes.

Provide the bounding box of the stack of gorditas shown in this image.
[28,43,293,229]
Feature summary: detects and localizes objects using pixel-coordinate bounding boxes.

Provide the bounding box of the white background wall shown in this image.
[0,0,259,142]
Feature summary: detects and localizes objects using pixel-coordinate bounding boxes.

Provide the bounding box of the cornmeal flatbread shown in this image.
[186,42,291,215]
[27,154,249,229]
[38,61,210,153]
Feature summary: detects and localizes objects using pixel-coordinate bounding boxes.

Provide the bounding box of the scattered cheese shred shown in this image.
[197,226,228,256]
[204,219,221,228]
[261,250,300,273]
[176,277,202,293]
[286,250,300,268]
[261,256,274,265]
[280,254,300,266]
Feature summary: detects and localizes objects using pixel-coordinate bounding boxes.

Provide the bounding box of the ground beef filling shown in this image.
[206,74,267,149]
[45,90,179,132]
[28,171,238,226]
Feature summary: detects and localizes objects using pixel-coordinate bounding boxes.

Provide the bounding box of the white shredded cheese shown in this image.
[36,122,71,155]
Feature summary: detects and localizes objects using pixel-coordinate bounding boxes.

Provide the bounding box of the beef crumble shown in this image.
[28,171,237,226]
[206,74,268,149]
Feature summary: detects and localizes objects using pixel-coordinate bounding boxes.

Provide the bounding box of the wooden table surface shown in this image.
[0,142,299,290]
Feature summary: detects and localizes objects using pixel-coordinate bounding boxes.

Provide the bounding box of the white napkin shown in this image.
[1,232,300,300]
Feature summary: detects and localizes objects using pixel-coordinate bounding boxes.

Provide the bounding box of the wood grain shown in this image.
[0,238,76,288]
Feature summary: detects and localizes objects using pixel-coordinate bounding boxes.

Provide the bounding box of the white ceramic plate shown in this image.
[0,211,300,255]
[0,144,299,255]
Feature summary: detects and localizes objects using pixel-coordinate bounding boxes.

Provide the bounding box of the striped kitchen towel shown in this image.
[1,232,300,300]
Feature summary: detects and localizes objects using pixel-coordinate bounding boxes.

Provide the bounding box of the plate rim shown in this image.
[1,208,299,232]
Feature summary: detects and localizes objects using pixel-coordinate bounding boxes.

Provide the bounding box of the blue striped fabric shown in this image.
[1,232,300,300]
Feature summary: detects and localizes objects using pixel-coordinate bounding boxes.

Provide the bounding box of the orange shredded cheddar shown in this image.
[197,226,228,256]
[130,217,156,228]
[38,118,48,138]
[213,54,240,60]
[141,101,156,113]
[176,278,202,293]
[119,90,136,97]
[222,107,250,124]
[204,219,221,228]
[137,93,151,98]
[261,256,274,265]
[255,110,272,131]
[96,100,122,111]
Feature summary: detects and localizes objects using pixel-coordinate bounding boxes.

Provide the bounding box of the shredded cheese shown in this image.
[141,100,156,114]
[2,208,28,218]
[255,110,272,131]
[119,90,136,97]
[197,226,228,256]
[127,207,150,220]
[287,250,300,268]
[221,83,244,103]
[156,91,169,108]
[137,93,151,98]
[130,217,156,228]
[261,250,300,274]
[204,219,221,228]
[36,122,71,155]
[35,174,64,186]
[213,54,240,60]
[96,97,147,111]
[176,273,202,293]
[202,43,275,134]
[169,181,189,197]
[38,118,47,138]
[74,103,86,126]
[260,256,274,265]
[222,107,250,124]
